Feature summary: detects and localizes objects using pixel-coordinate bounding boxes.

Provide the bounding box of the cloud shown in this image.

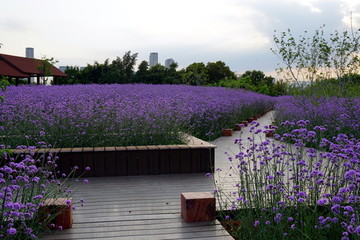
[298,0,323,13]
[1,0,359,72]
[339,0,360,27]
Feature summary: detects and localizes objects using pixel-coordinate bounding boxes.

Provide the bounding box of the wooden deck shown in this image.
[42,174,231,239]
[42,112,274,240]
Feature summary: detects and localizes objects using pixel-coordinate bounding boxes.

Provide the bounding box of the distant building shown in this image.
[59,66,68,72]
[165,58,175,69]
[25,48,34,58]
[149,52,158,67]
[59,66,85,73]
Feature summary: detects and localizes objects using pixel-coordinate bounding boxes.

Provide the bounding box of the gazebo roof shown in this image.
[0,53,67,78]
[0,59,29,78]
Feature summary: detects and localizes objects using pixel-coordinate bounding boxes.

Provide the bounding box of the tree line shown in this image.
[55,51,286,96]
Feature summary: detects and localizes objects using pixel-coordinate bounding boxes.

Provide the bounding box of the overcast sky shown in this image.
[1,0,359,75]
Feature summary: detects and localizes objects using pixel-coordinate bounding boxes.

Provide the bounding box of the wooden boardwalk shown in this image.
[43,112,274,240]
[42,174,231,239]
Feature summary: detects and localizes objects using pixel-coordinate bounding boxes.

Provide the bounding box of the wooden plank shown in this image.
[115,147,127,176]
[58,148,73,177]
[178,145,191,174]
[190,149,202,173]
[199,148,212,172]
[169,148,181,174]
[104,150,117,176]
[71,148,84,175]
[147,146,160,175]
[93,147,106,177]
[46,219,224,232]
[104,147,116,152]
[158,147,170,174]
[126,146,139,176]
[43,223,231,240]
[137,146,149,175]
[81,148,94,177]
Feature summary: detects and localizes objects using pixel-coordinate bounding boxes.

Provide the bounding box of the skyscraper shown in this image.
[149,52,158,67]
[25,48,34,58]
[165,58,175,69]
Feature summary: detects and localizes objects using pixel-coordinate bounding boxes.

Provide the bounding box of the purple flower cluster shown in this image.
[275,96,360,141]
[0,146,86,239]
[215,120,359,239]
[0,84,274,148]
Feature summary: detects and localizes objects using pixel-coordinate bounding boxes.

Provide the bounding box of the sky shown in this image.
[1,0,359,75]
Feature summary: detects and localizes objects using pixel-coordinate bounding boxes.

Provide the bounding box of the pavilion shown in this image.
[0,53,67,85]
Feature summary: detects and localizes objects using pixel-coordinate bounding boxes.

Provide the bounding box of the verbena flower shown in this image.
[214,120,359,239]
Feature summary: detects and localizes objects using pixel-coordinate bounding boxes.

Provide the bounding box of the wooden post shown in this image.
[40,198,73,229]
[234,124,242,131]
[222,129,233,136]
[181,192,215,222]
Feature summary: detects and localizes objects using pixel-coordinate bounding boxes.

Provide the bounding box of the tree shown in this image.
[55,66,82,85]
[0,42,9,102]
[272,25,360,89]
[122,51,138,82]
[134,60,149,83]
[241,70,266,86]
[165,62,182,84]
[37,56,58,85]
[146,64,168,84]
[0,77,9,102]
[206,61,236,85]
[181,62,209,85]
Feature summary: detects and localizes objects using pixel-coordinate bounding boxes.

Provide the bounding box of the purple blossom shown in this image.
[331,204,341,214]
[344,170,356,180]
[297,198,305,203]
[317,199,328,206]
[332,196,343,204]
[343,206,354,212]
[32,195,43,199]
[7,228,16,235]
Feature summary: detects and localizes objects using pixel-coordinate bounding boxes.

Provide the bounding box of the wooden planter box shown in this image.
[234,124,242,131]
[13,136,216,177]
[40,198,73,229]
[241,121,248,127]
[222,129,233,136]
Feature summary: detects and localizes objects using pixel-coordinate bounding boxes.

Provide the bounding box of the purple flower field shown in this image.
[274,96,360,142]
[0,84,274,148]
